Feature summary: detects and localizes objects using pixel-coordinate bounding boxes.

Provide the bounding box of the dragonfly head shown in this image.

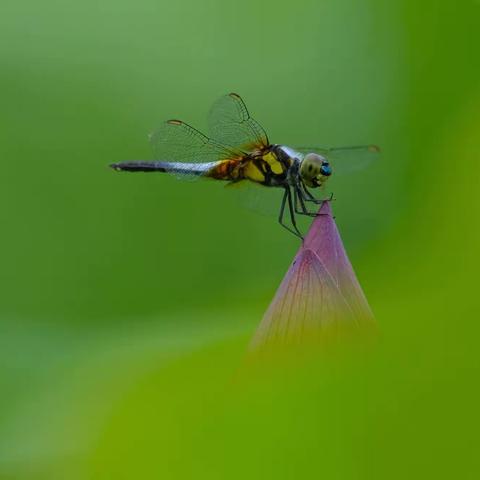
[300,153,332,188]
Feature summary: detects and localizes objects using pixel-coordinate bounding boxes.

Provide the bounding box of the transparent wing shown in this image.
[150,119,241,163]
[294,144,380,175]
[225,180,284,218]
[148,119,242,180]
[224,181,330,235]
[208,93,270,152]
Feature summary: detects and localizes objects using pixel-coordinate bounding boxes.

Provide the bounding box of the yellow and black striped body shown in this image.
[206,146,293,187]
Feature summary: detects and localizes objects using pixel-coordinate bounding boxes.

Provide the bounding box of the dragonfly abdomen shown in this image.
[204,159,245,181]
[111,161,218,175]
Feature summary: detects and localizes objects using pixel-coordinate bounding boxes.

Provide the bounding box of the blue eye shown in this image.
[320,165,332,176]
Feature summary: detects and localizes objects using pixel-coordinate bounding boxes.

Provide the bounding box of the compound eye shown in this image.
[320,164,332,176]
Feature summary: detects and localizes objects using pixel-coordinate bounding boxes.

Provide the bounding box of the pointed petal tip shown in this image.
[318,200,333,216]
[301,201,335,249]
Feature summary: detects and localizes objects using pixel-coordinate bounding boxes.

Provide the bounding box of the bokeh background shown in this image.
[1,0,479,478]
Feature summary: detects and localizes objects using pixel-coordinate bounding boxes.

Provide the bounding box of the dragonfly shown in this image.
[111,93,379,238]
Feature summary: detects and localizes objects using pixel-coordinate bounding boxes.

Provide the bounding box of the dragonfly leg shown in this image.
[298,185,335,218]
[278,188,303,239]
[301,185,323,204]
[294,186,317,217]
[293,186,303,214]
[286,188,303,239]
[301,184,334,205]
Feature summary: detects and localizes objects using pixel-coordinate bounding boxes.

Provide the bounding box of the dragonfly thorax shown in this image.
[299,153,332,188]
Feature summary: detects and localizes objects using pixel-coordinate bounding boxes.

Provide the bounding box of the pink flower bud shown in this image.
[250,201,375,353]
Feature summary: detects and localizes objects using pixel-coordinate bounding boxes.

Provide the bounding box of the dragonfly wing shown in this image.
[225,181,284,218]
[293,144,380,175]
[148,119,242,180]
[208,93,269,152]
[225,181,331,236]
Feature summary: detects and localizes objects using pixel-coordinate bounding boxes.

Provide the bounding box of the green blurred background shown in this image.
[1,0,479,478]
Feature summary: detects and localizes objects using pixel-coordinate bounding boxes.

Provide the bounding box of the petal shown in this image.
[250,249,357,351]
[303,201,375,323]
[249,201,375,354]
